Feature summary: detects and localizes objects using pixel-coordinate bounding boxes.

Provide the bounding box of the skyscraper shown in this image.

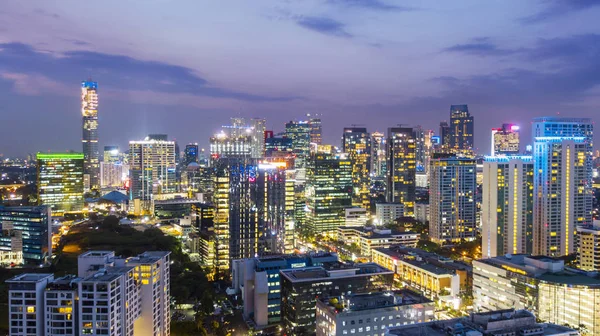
[81,80,99,191]
[103,146,120,163]
[532,117,593,257]
[342,127,371,209]
[491,124,520,156]
[0,205,52,264]
[439,121,451,150]
[482,156,534,258]
[251,118,267,158]
[285,120,311,168]
[37,153,84,214]
[184,143,199,166]
[449,104,474,155]
[308,114,322,145]
[386,127,416,216]
[129,137,177,200]
[429,155,477,244]
[370,131,386,178]
[306,154,353,234]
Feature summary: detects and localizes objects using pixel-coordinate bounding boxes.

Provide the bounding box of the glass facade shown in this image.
[448,104,474,156]
[0,206,51,263]
[386,127,416,216]
[342,127,372,210]
[37,153,84,214]
[81,80,99,190]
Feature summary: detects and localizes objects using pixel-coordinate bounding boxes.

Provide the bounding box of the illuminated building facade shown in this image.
[386,127,416,216]
[103,146,120,163]
[6,273,55,336]
[448,104,474,155]
[305,154,353,234]
[209,132,252,161]
[532,117,593,257]
[100,162,128,188]
[577,223,600,271]
[265,136,293,156]
[129,138,176,200]
[491,123,520,156]
[37,153,84,214]
[251,118,267,158]
[0,205,51,264]
[370,131,386,178]
[308,114,322,145]
[45,275,80,336]
[81,80,99,190]
[482,156,534,258]
[439,121,451,150]
[184,143,199,166]
[342,127,371,209]
[285,120,311,168]
[429,156,477,244]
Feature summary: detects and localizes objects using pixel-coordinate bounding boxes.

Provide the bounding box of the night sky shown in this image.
[1,1,599,157]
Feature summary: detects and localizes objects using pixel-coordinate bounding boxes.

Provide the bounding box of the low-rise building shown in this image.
[281,262,394,336]
[577,220,600,271]
[316,290,434,336]
[375,203,404,226]
[385,309,579,336]
[338,226,418,256]
[474,254,600,334]
[344,208,369,227]
[414,203,429,224]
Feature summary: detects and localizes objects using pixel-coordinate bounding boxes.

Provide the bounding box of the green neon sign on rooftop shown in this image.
[36,153,85,159]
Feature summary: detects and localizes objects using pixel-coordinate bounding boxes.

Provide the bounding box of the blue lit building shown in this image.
[264,136,293,157]
[184,143,199,166]
[231,253,338,330]
[0,205,51,264]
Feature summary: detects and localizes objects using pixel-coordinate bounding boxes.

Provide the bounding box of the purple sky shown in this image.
[1,0,599,157]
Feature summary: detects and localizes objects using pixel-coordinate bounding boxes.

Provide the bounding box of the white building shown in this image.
[45,275,80,336]
[337,226,419,257]
[116,251,171,336]
[375,203,404,226]
[100,162,128,188]
[77,251,115,278]
[414,203,429,223]
[78,267,141,336]
[6,273,54,336]
[316,290,434,336]
[345,208,369,227]
[481,156,534,258]
[129,137,177,200]
[577,220,600,271]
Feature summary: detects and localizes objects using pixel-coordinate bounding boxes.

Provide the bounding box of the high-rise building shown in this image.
[386,127,416,216]
[37,153,84,214]
[209,131,252,161]
[429,156,477,244]
[116,251,171,336]
[342,127,371,209]
[81,80,99,191]
[285,120,311,168]
[448,104,474,155]
[491,123,520,156]
[308,114,322,145]
[0,205,52,264]
[103,146,120,163]
[45,275,81,336]
[264,136,293,156]
[375,203,404,226]
[482,156,534,258]
[251,118,267,158]
[413,125,430,170]
[280,263,394,336]
[305,154,353,234]
[100,162,128,188]
[213,157,259,274]
[370,131,386,178]
[6,273,55,336]
[184,143,199,166]
[531,117,594,257]
[577,222,600,271]
[439,121,451,150]
[129,137,177,200]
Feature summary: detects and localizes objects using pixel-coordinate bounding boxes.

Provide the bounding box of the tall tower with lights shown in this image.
[81,80,99,190]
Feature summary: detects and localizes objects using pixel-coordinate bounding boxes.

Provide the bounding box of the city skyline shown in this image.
[1,1,600,156]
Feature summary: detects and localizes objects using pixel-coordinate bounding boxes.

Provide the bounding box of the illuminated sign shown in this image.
[501,265,527,275]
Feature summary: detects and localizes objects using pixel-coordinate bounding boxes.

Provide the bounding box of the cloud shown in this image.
[61,38,91,46]
[444,40,517,57]
[329,0,414,11]
[0,72,71,96]
[0,42,302,102]
[520,0,600,24]
[33,8,60,19]
[296,16,352,38]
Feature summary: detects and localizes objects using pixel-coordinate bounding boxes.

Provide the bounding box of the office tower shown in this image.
[577,222,600,271]
[250,118,267,158]
[37,153,84,214]
[231,253,339,330]
[45,275,80,336]
[429,156,477,244]
[308,114,322,145]
[280,263,394,336]
[315,290,434,336]
[473,254,600,334]
[129,136,177,200]
[6,273,55,336]
[99,161,128,188]
[342,127,372,209]
[184,143,199,166]
[78,266,141,336]
[482,156,534,258]
[385,309,577,336]
[209,130,252,161]
[285,120,311,168]
[439,121,451,150]
[374,203,404,225]
[213,157,259,273]
[103,146,120,163]
[491,123,520,156]
[371,131,386,178]
[305,154,353,234]
[81,80,99,191]
[448,104,474,155]
[256,162,295,254]
[0,205,51,264]
[413,125,427,169]
[386,127,416,216]
[264,136,293,156]
[116,251,171,336]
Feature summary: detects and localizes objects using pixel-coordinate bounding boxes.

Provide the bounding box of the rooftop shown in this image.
[280,262,393,282]
[124,251,171,265]
[318,290,432,314]
[79,251,115,258]
[82,266,134,283]
[7,273,54,283]
[46,275,81,290]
